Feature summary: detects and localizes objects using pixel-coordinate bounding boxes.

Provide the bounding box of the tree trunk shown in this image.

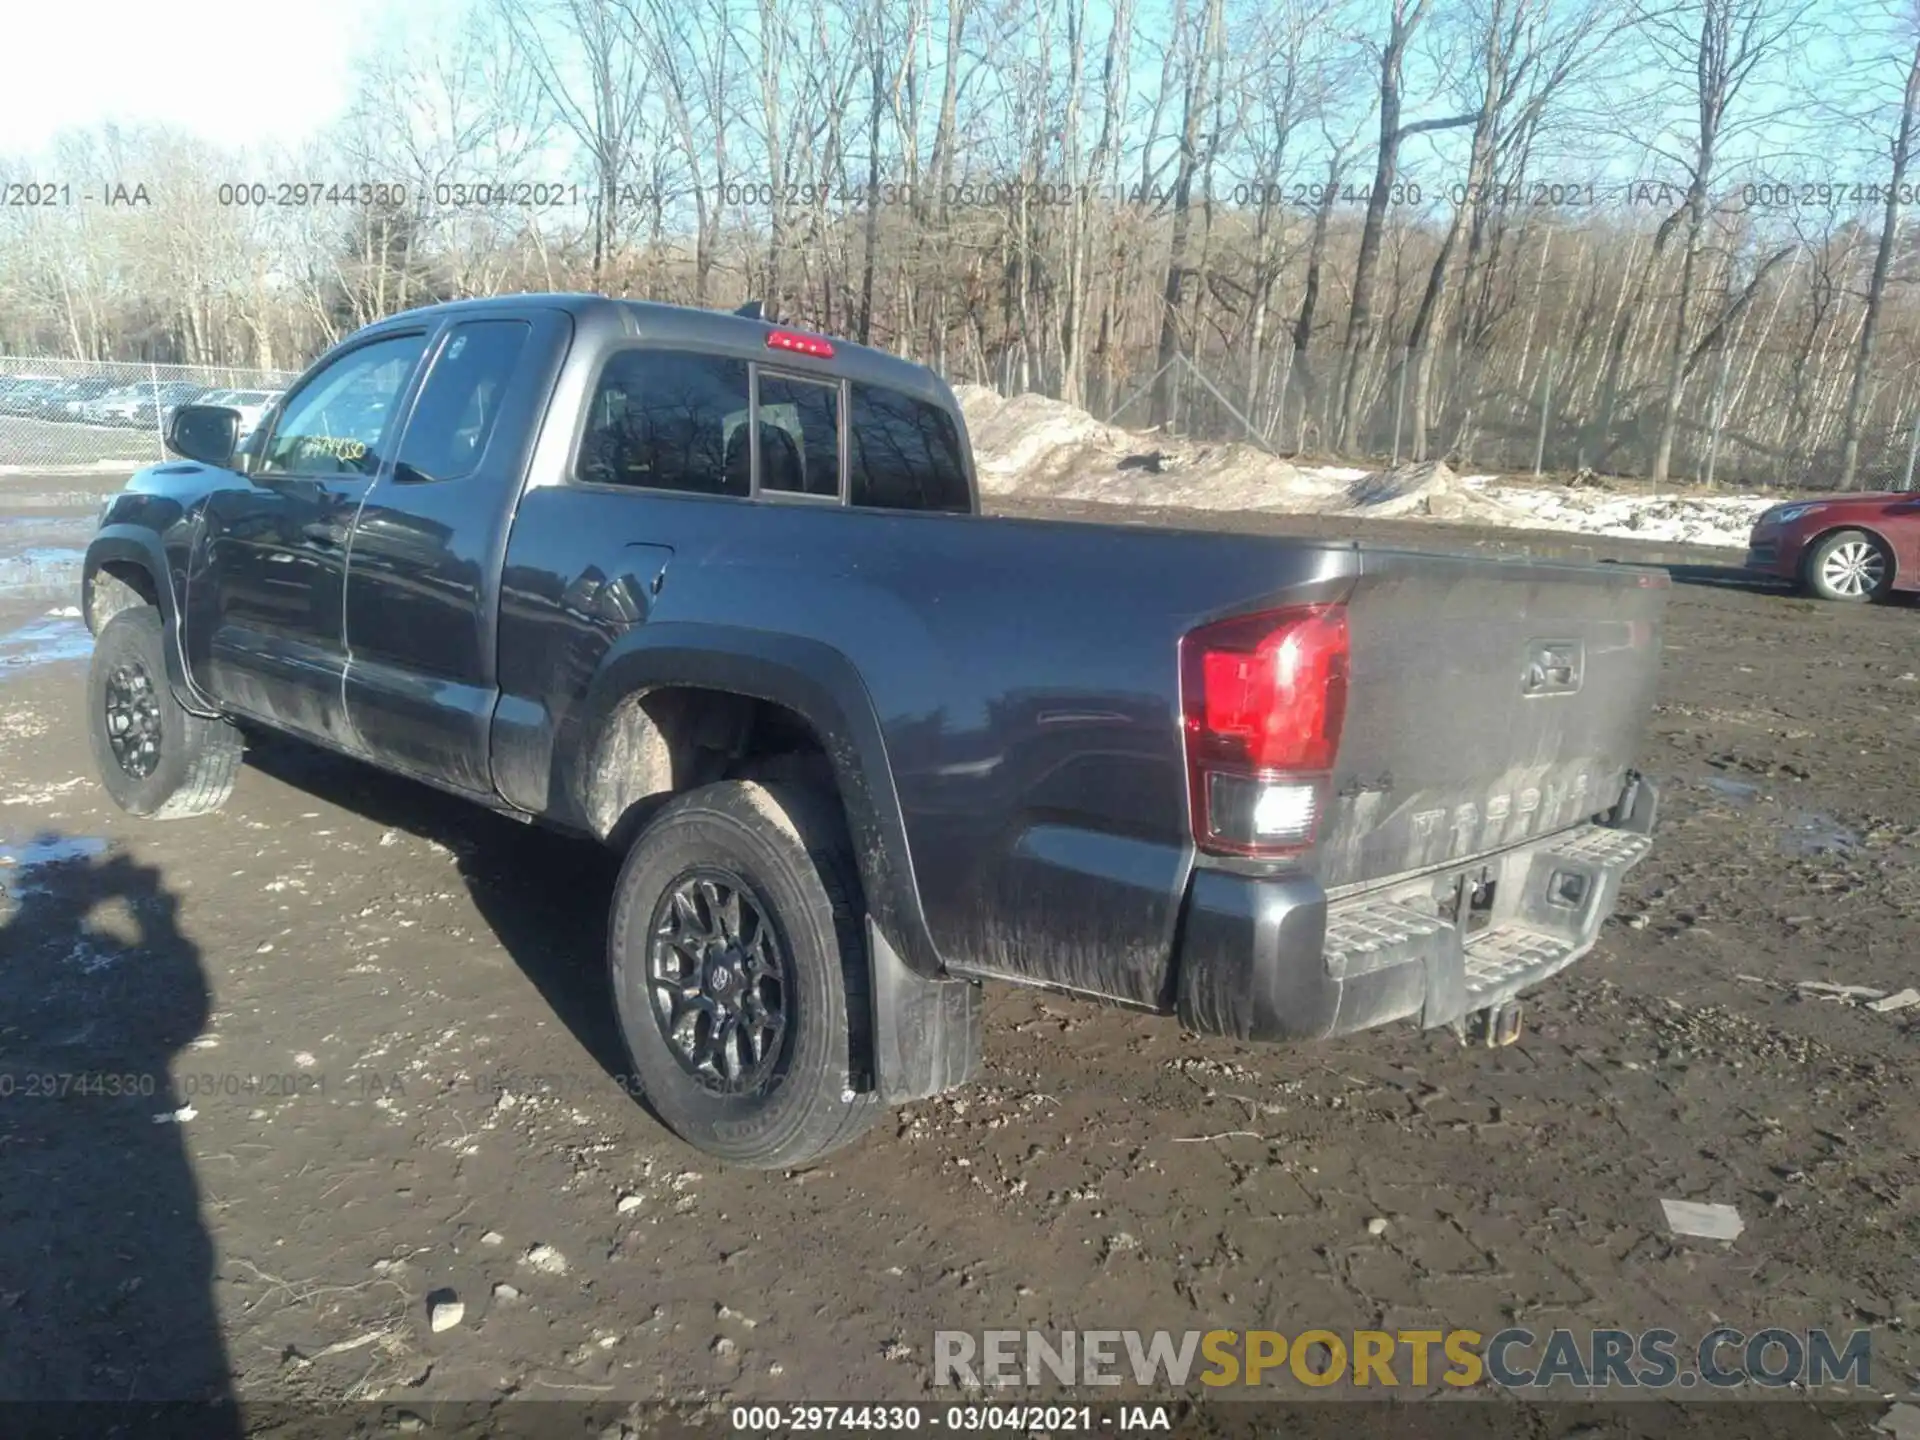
[1149,0,1223,429]
[1842,40,1920,489]
[1290,149,1347,449]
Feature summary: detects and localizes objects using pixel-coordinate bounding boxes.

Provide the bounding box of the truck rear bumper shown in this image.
[1174,776,1658,1043]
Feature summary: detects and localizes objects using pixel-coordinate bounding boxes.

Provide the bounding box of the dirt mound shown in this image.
[1049,441,1336,511]
[955,381,1762,544]
[956,384,1330,510]
[1343,460,1517,522]
[957,384,1502,518]
[954,385,1134,496]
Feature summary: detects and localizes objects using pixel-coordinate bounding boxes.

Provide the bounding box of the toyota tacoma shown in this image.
[81,294,1665,1167]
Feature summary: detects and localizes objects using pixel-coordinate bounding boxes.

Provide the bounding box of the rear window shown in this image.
[756,370,841,499]
[848,384,970,513]
[578,350,751,495]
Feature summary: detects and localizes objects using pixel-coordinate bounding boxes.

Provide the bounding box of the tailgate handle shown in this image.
[1521,641,1583,697]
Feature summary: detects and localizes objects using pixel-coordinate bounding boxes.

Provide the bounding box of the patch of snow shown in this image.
[1296,463,1376,484]
[1474,485,1772,550]
[958,383,1772,548]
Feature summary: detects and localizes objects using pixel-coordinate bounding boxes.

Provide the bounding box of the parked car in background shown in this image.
[21,378,76,416]
[1745,493,1920,602]
[22,380,82,418]
[130,382,215,430]
[0,378,35,412]
[199,388,279,437]
[52,377,123,419]
[0,377,63,415]
[88,387,153,427]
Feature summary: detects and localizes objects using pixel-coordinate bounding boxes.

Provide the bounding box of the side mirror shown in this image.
[165,405,240,468]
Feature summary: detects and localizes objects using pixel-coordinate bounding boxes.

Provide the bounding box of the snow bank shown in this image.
[1462,478,1773,550]
[956,383,1770,548]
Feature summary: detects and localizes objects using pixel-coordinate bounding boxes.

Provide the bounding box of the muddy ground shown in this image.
[0,472,1916,1421]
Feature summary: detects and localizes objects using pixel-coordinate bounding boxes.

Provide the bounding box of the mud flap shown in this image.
[867,918,982,1104]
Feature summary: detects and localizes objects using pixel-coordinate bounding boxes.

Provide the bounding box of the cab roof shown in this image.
[374,293,952,409]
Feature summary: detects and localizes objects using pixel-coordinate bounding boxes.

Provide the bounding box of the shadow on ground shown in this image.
[1658,562,1794,594]
[239,733,633,1092]
[0,833,241,1434]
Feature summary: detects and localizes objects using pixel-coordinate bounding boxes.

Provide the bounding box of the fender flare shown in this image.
[82,529,212,710]
[566,621,945,980]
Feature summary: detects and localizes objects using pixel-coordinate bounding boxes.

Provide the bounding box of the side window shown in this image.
[756,371,841,498]
[259,333,427,478]
[848,384,971,513]
[395,320,532,482]
[577,349,751,495]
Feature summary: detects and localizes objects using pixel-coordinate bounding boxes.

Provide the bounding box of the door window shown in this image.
[395,320,533,482]
[259,333,428,478]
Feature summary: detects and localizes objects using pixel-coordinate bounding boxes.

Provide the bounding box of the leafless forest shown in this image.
[4,0,1920,487]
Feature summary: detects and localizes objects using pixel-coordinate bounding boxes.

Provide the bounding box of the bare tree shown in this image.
[17,0,1920,493]
[1636,0,1816,483]
[1145,0,1228,426]
[495,0,652,283]
[1395,0,1621,460]
[1840,1,1920,488]
[1335,0,1480,452]
[632,0,739,304]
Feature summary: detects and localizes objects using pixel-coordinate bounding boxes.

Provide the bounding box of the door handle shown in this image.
[303,522,350,547]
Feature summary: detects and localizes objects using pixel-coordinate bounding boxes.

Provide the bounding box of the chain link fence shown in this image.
[0,357,301,470]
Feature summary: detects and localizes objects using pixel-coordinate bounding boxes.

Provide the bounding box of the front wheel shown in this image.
[1804,528,1893,603]
[87,607,243,818]
[608,779,878,1168]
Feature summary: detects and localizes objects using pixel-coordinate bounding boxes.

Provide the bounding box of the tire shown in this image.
[1803,528,1893,603]
[87,607,243,818]
[608,779,878,1168]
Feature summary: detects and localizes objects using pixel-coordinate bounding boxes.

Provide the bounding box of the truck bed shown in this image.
[494,488,1667,1019]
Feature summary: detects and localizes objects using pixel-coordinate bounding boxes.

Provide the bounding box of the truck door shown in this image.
[341,309,571,794]
[186,329,429,747]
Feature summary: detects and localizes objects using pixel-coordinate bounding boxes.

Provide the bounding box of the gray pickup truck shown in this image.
[81,294,1664,1167]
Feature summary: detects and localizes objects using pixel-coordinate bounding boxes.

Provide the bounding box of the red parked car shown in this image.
[1745,492,1920,602]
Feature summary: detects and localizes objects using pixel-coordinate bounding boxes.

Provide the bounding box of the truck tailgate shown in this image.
[1317,548,1668,893]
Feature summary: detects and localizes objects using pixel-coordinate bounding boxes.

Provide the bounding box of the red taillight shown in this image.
[766,329,835,358]
[1179,604,1349,856]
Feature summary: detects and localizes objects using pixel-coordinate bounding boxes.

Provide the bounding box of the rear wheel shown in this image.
[1804,529,1892,603]
[87,607,243,818]
[608,779,878,1168]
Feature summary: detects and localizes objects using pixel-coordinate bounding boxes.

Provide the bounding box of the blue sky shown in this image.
[0,0,389,153]
[0,0,1891,184]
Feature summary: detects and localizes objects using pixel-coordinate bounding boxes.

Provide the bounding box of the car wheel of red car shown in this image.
[1804,529,1892,603]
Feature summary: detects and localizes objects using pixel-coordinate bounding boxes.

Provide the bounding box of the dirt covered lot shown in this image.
[0,472,1916,1422]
